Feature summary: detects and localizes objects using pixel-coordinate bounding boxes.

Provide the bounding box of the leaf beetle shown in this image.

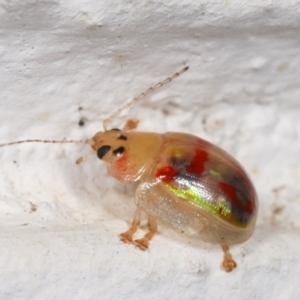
[0,67,258,272]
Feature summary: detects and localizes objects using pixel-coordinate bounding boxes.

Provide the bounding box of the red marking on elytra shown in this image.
[218,182,254,214]
[186,149,209,175]
[156,166,177,182]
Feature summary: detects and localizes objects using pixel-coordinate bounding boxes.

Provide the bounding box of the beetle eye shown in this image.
[97,145,111,159]
[117,134,127,141]
[113,146,125,157]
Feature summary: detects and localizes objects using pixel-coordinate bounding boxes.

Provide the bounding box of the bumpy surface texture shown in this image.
[0,1,300,299]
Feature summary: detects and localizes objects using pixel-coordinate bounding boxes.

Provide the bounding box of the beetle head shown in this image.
[90,129,162,183]
[91,129,128,164]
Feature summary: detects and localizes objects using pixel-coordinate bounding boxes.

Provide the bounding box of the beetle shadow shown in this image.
[59,154,138,225]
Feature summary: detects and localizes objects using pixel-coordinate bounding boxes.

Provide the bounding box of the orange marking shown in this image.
[114,152,129,173]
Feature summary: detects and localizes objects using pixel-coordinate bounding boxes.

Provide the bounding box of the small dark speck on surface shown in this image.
[78,117,86,126]
[273,206,284,215]
[30,202,37,213]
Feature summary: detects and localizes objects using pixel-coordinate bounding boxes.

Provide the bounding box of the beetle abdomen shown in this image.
[135,179,256,245]
[135,132,258,245]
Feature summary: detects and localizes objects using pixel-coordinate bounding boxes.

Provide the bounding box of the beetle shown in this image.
[0,67,257,272]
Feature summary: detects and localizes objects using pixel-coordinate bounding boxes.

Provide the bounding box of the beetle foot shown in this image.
[134,230,155,251]
[122,118,139,131]
[221,244,237,272]
[222,256,237,272]
[119,232,134,244]
[134,238,149,251]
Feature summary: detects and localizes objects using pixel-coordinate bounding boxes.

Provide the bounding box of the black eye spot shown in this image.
[113,146,125,156]
[110,128,121,131]
[117,135,127,141]
[97,145,111,159]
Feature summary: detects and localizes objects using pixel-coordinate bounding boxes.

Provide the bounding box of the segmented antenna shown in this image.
[103,66,189,131]
[0,67,189,148]
[0,139,95,148]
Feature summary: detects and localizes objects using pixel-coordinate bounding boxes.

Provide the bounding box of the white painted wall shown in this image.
[0,1,300,299]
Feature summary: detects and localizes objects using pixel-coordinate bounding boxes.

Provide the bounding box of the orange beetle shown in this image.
[0,67,258,272]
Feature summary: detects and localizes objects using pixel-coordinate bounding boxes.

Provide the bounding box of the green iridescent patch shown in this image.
[165,183,231,219]
[209,169,221,178]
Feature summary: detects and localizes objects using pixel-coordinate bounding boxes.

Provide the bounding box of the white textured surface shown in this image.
[0,1,300,299]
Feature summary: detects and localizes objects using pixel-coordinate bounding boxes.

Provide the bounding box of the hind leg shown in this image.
[221,244,237,272]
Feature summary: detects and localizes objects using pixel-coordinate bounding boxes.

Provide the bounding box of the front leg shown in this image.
[122,118,139,131]
[134,214,157,251]
[120,208,141,244]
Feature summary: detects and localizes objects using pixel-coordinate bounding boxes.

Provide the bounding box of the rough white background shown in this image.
[0,0,300,299]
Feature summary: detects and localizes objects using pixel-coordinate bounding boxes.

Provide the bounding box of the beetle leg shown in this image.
[134,214,157,251]
[221,244,237,272]
[120,208,141,244]
[122,118,139,131]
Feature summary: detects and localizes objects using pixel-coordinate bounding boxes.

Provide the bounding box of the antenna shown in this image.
[0,138,95,148]
[103,66,189,131]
